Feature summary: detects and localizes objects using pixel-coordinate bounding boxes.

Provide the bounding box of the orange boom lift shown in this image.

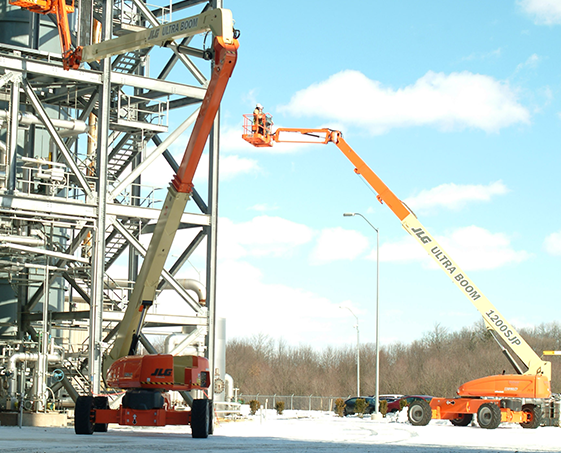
[242,113,558,429]
[72,30,239,439]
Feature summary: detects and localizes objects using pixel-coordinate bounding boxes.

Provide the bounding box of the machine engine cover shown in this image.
[458,374,551,399]
[106,354,210,391]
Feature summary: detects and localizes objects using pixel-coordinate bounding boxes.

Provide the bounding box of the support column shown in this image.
[89,0,113,394]
[205,0,223,404]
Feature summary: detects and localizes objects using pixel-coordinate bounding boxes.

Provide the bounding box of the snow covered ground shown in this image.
[0,408,559,453]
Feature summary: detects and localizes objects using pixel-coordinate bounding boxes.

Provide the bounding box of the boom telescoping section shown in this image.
[242,113,557,429]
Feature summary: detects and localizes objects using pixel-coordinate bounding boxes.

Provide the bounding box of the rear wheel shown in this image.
[477,403,501,429]
[74,395,94,435]
[450,413,473,426]
[408,399,432,426]
[520,404,542,429]
[191,399,210,439]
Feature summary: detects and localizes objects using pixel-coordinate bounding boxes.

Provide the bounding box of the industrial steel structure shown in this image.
[0,0,229,422]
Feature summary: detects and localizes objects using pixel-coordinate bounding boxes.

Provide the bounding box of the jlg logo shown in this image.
[411,227,432,244]
[151,368,172,377]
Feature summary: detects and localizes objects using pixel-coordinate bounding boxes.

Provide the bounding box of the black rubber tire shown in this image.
[450,413,473,426]
[93,396,109,432]
[477,402,501,429]
[74,395,94,435]
[191,399,210,439]
[408,399,432,426]
[208,400,214,435]
[520,404,542,429]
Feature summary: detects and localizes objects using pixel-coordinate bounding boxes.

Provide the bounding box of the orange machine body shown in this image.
[106,354,210,392]
[429,397,529,424]
[458,373,551,399]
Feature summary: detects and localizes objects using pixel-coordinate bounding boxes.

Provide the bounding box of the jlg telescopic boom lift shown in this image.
[69,10,238,438]
[242,114,558,429]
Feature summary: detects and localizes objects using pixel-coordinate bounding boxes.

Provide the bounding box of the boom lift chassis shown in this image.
[242,115,559,429]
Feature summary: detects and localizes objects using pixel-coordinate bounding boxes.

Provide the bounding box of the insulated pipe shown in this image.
[225,373,234,402]
[0,235,43,246]
[6,352,61,403]
[108,278,206,304]
[0,110,88,136]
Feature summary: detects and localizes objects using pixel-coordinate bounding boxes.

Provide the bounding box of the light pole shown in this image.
[343,212,380,417]
[340,306,360,397]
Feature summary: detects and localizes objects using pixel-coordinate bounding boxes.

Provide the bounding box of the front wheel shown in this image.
[74,395,94,435]
[408,399,432,426]
[477,403,501,429]
[520,404,542,429]
[191,399,210,439]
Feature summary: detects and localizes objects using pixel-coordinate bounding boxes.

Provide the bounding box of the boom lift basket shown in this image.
[242,113,273,147]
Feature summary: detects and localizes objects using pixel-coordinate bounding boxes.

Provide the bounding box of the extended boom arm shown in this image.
[242,122,550,381]
[104,34,239,375]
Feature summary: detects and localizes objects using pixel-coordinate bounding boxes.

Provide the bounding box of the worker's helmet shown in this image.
[256,103,263,110]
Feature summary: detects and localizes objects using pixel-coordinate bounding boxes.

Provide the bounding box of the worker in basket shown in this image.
[253,103,265,136]
[253,103,272,137]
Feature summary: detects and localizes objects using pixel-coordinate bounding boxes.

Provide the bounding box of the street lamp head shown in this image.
[343,212,356,217]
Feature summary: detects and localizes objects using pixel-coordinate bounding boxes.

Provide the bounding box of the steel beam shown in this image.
[110,218,203,313]
[22,80,94,199]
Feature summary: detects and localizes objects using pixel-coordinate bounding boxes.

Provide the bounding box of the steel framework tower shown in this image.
[0,0,225,416]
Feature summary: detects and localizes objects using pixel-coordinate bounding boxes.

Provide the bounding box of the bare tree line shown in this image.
[226,321,561,398]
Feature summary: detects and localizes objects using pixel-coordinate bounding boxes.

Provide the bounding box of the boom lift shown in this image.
[242,114,558,429]
[68,11,238,438]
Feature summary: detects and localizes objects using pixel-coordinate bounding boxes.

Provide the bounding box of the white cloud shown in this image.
[194,152,261,183]
[404,181,509,213]
[218,215,314,261]
[216,260,347,344]
[515,53,542,73]
[544,230,561,256]
[374,235,427,263]
[310,227,369,265]
[373,226,531,271]
[518,0,561,25]
[280,70,530,134]
[220,155,261,180]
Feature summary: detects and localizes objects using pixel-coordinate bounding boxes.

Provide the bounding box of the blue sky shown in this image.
[141,0,561,349]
